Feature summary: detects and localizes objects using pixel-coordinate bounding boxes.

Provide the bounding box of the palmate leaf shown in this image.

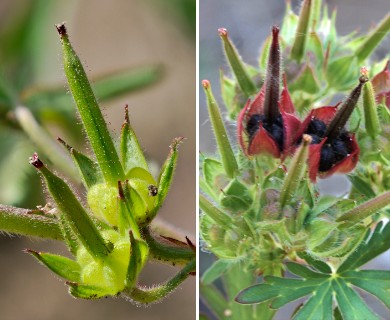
[236,222,390,319]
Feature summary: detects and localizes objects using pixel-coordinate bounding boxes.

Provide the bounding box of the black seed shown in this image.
[269,123,284,150]
[246,114,264,139]
[332,139,348,161]
[319,144,334,172]
[246,114,284,152]
[307,119,327,137]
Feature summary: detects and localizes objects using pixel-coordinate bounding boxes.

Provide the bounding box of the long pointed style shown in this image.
[263,26,281,123]
[325,75,368,141]
[30,153,111,259]
[237,26,301,158]
[300,76,368,181]
[56,23,124,185]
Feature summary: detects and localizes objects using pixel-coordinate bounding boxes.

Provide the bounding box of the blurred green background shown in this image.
[0,0,195,319]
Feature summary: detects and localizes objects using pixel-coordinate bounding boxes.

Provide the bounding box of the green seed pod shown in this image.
[361,68,381,139]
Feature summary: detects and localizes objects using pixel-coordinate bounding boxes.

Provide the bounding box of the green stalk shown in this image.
[356,12,390,62]
[279,135,311,208]
[200,283,229,319]
[200,194,234,228]
[218,28,256,97]
[0,204,62,240]
[56,23,124,185]
[30,153,110,259]
[337,191,390,229]
[15,106,78,181]
[142,227,195,266]
[124,259,195,304]
[202,80,238,178]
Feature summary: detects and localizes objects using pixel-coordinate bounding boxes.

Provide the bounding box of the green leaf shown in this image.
[356,12,390,62]
[202,80,238,179]
[14,107,79,181]
[26,250,80,282]
[289,64,320,94]
[280,1,298,44]
[286,262,328,279]
[337,221,390,272]
[347,174,376,199]
[67,282,117,299]
[219,178,253,212]
[56,23,124,185]
[202,158,226,196]
[218,28,256,97]
[310,195,342,219]
[236,257,387,319]
[24,65,161,114]
[333,279,379,320]
[201,259,231,285]
[93,64,162,99]
[293,282,333,320]
[120,105,149,174]
[326,55,358,90]
[343,270,390,309]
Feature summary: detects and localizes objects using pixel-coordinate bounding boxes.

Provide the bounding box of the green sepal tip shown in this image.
[202,80,238,178]
[57,137,103,189]
[120,105,149,174]
[150,137,183,219]
[55,23,124,185]
[218,28,256,97]
[290,0,312,62]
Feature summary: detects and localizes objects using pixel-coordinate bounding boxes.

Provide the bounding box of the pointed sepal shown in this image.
[57,137,103,189]
[290,0,312,62]
[125,231,149,290]
[30,153,111,259]
[56,23,124,185]
[218,28,256,97]
[120,104,149,174]
[25,249,81,282]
